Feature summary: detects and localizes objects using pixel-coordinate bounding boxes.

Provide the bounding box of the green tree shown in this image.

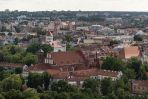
[14,38,19,45]
[127,58,143,79]
[71,93,88,99]
[109,40,119,46]
[0,52,4,62]
[0,94,5,99]
[41,44,53,54]
[15,67,23,74]
[114,78,125,90]
[51,80,76,93]
[116,88,125,99]
[10,53,22,63]
[40,92,53,99]
[107,93,118,99]
[42,72,52,90]
[27,73,43,89]
[22,53,38,66]
[0,71,11,81]
[102,56,124,71]
[66,44,75,51]
[26,43,40,54]
[124,68,136,79]
[23,88,40,99]
[83,79,101,94]
[55,92,70,99]
[101,78,113,95]
[2,89,22,99]
[9,46,16,55]
[65,35,73,44]
[1,75,22,92]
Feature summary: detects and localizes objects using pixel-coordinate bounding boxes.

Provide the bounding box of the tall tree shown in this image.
[101,78,113,95]
[26,43,40,54]
[42,72,52,90]
[83,79,101,94]
[27,73,43,89]
[51,80,76,93]
[102,56,124,71]
[41,44,53,54]
[127,58,144,79]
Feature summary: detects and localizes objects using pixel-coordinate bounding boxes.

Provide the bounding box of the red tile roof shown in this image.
[53,71,69,79]
[0,62,24,68]
[46,69,60,75]
[73,69,119,77]
[53,68,120,80]
[27,64,59,72]
[49,51,86,66]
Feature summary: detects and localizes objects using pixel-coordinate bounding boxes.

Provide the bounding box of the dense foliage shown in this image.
[0,44,53,65]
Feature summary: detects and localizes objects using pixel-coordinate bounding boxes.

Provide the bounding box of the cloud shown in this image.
[0,0,148,11]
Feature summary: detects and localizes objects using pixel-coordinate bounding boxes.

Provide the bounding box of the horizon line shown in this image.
[1,9,148,13]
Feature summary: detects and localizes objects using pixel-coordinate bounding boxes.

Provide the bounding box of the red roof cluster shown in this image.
[49,51,86,66]
[48,68,120,81]
[0,62,24,68]
[27,63,59,72]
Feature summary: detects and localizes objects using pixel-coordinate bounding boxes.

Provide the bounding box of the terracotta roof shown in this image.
[46,69,60,75]
[73,69,119,77]
[119,46,140,59]
[49,51,86,66]
[27,64,120,80]
[73,69,98,77]
[27,64,58,72]
[0,62,24,68]
[132,80,148,88]
[53,71,69,79]
[53,68,120,80]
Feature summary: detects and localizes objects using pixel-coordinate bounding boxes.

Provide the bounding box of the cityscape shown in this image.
[0,0,148,99]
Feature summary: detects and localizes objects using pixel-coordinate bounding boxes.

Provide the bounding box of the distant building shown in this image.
[50,40,66,52]
[44,51,88,69]
[119,46,140,59]
[45,32,53,43]
[130,80,148,94]
[53,69,122,86]
[26,65,123,86]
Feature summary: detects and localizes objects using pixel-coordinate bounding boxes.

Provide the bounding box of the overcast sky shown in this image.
[0,0,148,11]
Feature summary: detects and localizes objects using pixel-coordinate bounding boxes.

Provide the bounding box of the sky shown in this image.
[0,0,148,12]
